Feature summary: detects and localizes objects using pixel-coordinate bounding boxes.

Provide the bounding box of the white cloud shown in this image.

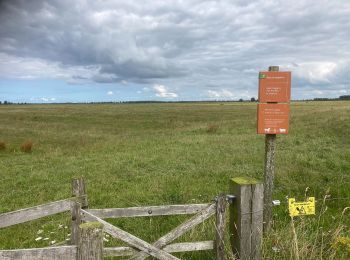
[152,84,178,98]
[40,97,56,102]
[107,91,114,95]
[284,62,338,84]
[207,89,235,99]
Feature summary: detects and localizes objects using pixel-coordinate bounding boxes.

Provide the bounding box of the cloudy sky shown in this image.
[0,0,349,103]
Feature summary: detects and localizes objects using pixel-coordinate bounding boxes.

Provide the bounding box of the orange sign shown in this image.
[259,71,291,103]
[257,103,289,134]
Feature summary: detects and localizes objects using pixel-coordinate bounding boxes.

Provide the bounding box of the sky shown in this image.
[0,0,349,103]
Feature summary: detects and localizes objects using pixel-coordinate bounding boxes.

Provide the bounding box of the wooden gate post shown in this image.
[71,177,88,245]
[71,202,82,245]
[78,222,104,260]
[229,177,263,260]
[215,194,227,260]
[72,177,88,208]
[263,65,279,232]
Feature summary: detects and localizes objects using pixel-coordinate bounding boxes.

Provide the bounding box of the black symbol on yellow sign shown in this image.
[296,206,306,214]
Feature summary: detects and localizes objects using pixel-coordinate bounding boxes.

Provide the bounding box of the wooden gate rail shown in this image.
[85,203,211,218]
[0,246,77,260]
[0,196,86,229]
[103,241,214,257]
[0,242,214,260]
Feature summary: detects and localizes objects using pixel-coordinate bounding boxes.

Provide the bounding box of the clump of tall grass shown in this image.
[20,140,33,153]
[206,124,219,133]
[0,141,6,150]
[263,191,350,259]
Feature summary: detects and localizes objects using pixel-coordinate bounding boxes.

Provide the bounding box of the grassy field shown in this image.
[0,101,349,259]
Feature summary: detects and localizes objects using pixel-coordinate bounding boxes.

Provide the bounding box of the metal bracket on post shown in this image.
[226,195,236,204]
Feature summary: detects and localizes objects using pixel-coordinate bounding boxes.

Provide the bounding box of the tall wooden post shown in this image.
[78,222,104,260]
[229,177,263,260]
[215,194,227,260]
[263,66,278,232]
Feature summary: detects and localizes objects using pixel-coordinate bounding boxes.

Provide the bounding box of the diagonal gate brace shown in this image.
[81,209,179,260]
[131,203,216,260]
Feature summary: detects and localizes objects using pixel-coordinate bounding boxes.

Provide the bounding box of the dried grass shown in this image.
[206,124,219,133]
[0,141,6,150]
[20,140,33,153]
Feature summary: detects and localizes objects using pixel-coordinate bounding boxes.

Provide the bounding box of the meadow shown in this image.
[0,101,349,259]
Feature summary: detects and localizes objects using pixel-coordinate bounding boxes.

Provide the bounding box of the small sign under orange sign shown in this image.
[257,103,289,134]
[259,71,291,103]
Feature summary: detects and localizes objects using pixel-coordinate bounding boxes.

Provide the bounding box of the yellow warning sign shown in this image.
[288,197,315,217]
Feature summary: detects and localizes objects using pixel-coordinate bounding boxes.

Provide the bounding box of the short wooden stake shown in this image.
[71,177,88,245]
[215,194,227,260]
[263,65,279,232]
[71,202,82,245]
[78,222,104,260]
[72,177,88,208]
[229,177,263,260]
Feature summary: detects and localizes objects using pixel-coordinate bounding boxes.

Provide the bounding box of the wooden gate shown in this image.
[0,177,263,260]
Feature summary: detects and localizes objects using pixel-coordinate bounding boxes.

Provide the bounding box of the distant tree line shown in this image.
[0,95,348,105]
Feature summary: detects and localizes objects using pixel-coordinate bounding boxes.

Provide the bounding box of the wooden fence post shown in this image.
[71,177,88,245]
[71,202,82,245]
[78,222,104,260]
[72,177,88,208]
[215,194,227,260]
[263,65,279,232]
[229,177,263,260]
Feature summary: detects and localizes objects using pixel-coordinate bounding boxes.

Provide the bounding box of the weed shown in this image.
[20,140,33,153]
[206,124,219,133]
[0,141,6,150]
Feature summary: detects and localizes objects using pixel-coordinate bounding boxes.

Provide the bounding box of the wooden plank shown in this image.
[104,246,136,257]
[215,195,227,260]
[104,241,214,257]
[164,241,214,253]
[251,183,264,260]
[81,209,180,260]
[85,204,210,218]
[78,222,103,260]
[0,199,73,228]
[131,203,216,260]
[0,246,77,260]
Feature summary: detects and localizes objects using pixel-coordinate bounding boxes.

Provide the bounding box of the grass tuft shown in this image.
[206,124,219,133]
[0,141,6,150]
[20,140,33,153]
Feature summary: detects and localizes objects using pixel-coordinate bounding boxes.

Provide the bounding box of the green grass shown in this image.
[0,101,349,259]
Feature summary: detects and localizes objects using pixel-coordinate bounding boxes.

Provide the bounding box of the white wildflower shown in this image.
[272,246,280,252]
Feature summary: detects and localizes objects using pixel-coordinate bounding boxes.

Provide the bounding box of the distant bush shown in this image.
[206,124,219,133]
[0,141,6,150]
[20,140,33,153]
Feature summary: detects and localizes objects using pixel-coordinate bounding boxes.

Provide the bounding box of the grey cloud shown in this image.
[0,0,350,99]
